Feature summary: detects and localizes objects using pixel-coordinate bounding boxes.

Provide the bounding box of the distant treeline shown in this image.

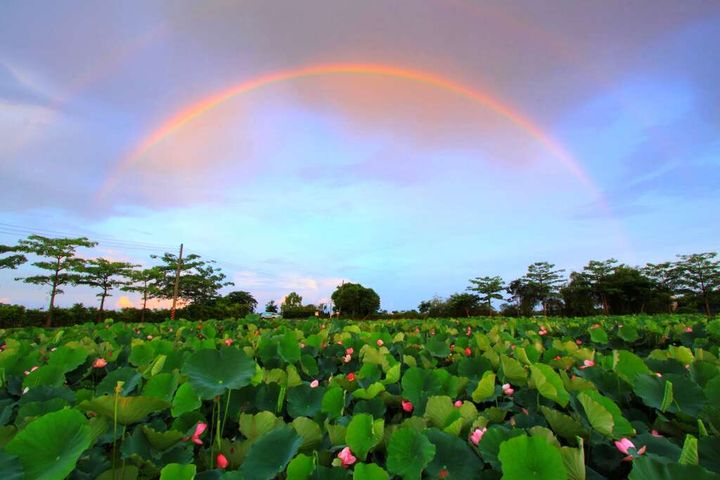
[1,234,719,327]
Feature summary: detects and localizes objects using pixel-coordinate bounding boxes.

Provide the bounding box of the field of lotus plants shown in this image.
[0,314,719,479]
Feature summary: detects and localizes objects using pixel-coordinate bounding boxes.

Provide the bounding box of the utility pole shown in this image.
[170,243,183,320]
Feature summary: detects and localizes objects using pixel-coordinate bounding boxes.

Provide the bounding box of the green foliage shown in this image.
[331,283,381,318]
[498,435,568,480]
[5,408,92,480]
[181,348,256,399]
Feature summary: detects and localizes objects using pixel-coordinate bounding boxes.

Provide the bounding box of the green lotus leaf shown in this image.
[159,463,196,480]
[78,395,170,425]
[424,428,483,479]
[171,382,202,417]
[286,384,324,418]
[498,434,568,480]
[530,363,570,407]
[47,345,88,373]
[345,413,383,461]
[5,408,92,480]
[182,348,257,399]
[287,453,315,480]
[353,462,389,480]
[386,427,436,480]
[239,425,303,480]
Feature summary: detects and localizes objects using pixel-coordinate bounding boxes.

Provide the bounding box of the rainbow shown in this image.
[101,63,598,194]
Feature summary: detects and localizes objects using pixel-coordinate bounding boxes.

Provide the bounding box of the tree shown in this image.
[0,244,26,271]
[506,278,542,316]
[121,267,164,322]
[511,262,566,316]
[222,291,257,313]
[674,252,719,316]
[642,262,678,313]
[331,283,380,318]
[467,275,504,312]
[418,296,447,317]
[582,259,621,314]
[265,300,278,313]
[447,292,480,317]
[281,292,303,313]
[603,266,654,314]
[150,251,233,306]
[15,235,97,327]
[77,258,136,322]
[561,272,596,316]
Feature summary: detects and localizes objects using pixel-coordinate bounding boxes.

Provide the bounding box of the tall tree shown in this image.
[467,275,504,312]
[150,251,233,306]
[78,258,136,322]
[121,266,164,322]
[222,291,257,313]
[447,292,480,317]
[522,261,566,316]
[674,252,719,316]
[282,292,303,311]
[15,235,97,327]
[0,244,27,271]
[642,261,679,313]
[561,272,596,316]
[582,259,621,314]
[331,283,380,318]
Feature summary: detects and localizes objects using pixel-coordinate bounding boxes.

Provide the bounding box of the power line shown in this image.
[0,222,176,251]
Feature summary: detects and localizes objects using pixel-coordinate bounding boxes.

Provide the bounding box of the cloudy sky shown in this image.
[1,0,719,311]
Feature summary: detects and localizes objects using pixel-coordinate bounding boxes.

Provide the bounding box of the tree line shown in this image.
[1,234,718,325]
[0,235,247,327]
[418,255,719,318]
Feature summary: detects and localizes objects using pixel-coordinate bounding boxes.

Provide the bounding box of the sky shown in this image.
[1,0,719,312]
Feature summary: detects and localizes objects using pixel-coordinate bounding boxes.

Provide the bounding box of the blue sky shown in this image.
[1,1,718,311]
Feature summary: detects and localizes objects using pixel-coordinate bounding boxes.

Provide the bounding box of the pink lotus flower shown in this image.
[614,438,646,461]
[337,340,343,346]
[346,372,355,382]
[553,355,561,361]
[342,354,352,363]
[470,427,487,445]
[685,326,693,333]
[216,453,229,469]
[502,383,514,396]
[338,447,356,467]
[402,400,413,412]
[576,339,583,345]
[345,347,354,355]
[224,338,233,346]
[538,327,548,336]
[464,347,472,357]
[655,372,662,378]
[651,430,663,437]
[376,339,384,347]
[454,400,463,407]
[580,359,595,369]
[93,358,108,368]
[300,343,305,349]
[146,335,153,340]
[310,379,319,388]
[191,422,207,445]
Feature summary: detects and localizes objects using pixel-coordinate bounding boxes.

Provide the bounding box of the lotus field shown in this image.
[0,315,719,479]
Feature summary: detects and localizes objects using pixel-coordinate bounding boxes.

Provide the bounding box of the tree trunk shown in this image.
[97,291,107,323]
[704,293,711,317]
[45,256,62,328]
[141,289,148,322]
[46,285,56,328]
